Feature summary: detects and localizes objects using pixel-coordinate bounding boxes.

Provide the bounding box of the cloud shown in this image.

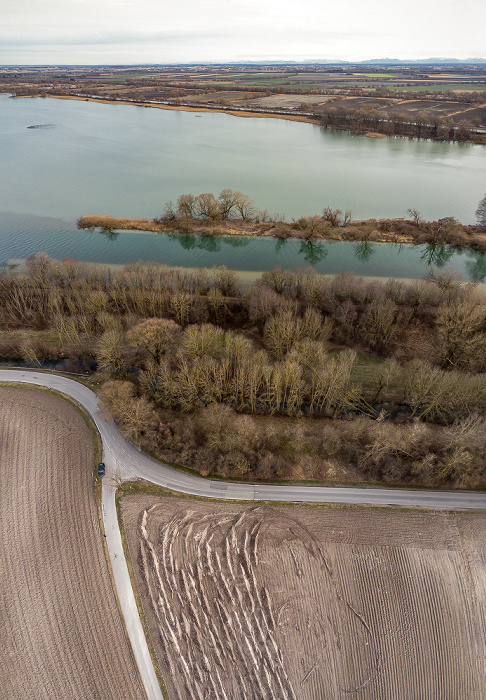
[1,0,484,64]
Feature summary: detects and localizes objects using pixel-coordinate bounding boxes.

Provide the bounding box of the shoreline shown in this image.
[77,215,486,251]
[9,93,484,143]
[47,94,321,125]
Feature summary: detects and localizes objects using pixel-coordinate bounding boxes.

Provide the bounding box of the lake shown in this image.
[0,95,485,281]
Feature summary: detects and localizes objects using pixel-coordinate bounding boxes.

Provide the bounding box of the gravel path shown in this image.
[0,387,145,700]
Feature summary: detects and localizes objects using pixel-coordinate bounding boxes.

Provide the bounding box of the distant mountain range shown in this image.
[199,58,486,66]
[365,58,486,65]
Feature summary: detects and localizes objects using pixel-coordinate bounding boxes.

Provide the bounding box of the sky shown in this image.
[1,0,485,65]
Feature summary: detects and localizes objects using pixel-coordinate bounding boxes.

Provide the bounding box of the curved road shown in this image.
[2,369,486,700]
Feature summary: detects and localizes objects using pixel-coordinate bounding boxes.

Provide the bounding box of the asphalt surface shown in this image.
[2,368,486,700]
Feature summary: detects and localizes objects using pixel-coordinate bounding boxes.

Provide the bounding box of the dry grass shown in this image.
[0,387,144,700]
[122,493,486,700]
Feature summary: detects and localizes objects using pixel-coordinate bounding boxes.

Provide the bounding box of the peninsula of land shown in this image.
[78,191,486,251]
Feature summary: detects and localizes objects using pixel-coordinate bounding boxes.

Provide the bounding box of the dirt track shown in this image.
[122,494,486,700]
[0,387,145,700]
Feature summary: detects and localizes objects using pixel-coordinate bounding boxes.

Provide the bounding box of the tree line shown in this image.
[2,255,486,486]
[320,107,481,142]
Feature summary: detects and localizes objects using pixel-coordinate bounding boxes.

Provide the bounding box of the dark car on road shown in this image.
[98,462,105,477]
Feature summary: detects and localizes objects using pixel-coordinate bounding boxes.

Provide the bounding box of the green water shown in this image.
[0,94,485,280]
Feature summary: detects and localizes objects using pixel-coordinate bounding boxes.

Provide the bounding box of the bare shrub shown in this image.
[442,414,486,452]
[127,318,181,363]
[361,300,398,355]
[261,266,293,295]
[330,272,367,303]
[96,329,129,378]
[246,285,289,326]
[211,266,238,296]
[263,359,306,415]
[309,349,361,416]
[435,293,486,371]
[181,323,225,359]
[263,309,303,359]
[329,300,358,344]
[196,404,239,452]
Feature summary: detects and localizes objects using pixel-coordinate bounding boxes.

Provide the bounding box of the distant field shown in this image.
[235,94,335,108]
[182,91,260,102]
[0,388,144,700]
[122,493,486,700]
[384,83,486,92]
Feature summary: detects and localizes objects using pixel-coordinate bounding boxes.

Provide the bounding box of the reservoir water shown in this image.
[0,94,485,280]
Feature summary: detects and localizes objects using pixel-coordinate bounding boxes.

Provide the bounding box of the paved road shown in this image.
[2,369,486,700]
[2,370,485,511]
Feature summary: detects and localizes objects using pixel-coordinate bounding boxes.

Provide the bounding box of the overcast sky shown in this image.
[1,0,484,65]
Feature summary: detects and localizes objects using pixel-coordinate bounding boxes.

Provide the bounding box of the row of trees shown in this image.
[160,189,259,224]
[102,319,486,421]
[99,374,486,486]
[2,256,486,375]
[320,107,480,142]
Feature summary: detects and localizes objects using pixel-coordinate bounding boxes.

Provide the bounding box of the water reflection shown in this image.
[224,236,250,248]
[476,193,486,226]
[274,237,288,254]
[354,240,375,263]
[79,226,486,284]
[464,249,486,282]
[298,240,328,264]
[420,244,455,268]
[99,228,119,241]
[172,234,221,252]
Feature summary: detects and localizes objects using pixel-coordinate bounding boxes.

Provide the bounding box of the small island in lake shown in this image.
[78,189,486,251]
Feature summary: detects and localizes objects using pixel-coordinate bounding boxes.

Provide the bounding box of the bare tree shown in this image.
[96,329,129,378]
[233,192,256,221]
[176,193,196,219]
[194,193,222,221]
[406,208,422,225]
[218,189,239,219]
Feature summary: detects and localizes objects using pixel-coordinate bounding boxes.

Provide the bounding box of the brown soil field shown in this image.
[384,99,472,115]
[0,387,145,700]
[121,493,486,700]
[450,105,486,126]
[237,94,335,109]
[180,91,260,102]
[318,97,399,110]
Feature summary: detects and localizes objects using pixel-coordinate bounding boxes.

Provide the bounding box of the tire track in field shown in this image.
[0,388,145,700]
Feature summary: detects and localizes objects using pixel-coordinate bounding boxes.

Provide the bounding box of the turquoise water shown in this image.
[0,95,485,280]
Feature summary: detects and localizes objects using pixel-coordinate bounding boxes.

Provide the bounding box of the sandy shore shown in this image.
[48,94,321,125]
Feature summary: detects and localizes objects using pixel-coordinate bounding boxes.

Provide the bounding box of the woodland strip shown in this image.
[2,255,486,489]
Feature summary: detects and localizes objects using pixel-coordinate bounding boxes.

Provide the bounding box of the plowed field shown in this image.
[121,494,486,700]
[0,387,144,700]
